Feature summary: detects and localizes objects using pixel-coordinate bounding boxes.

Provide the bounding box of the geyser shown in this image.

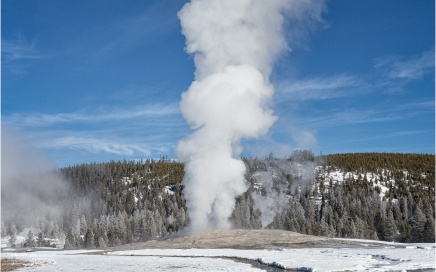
[176,0,324,232]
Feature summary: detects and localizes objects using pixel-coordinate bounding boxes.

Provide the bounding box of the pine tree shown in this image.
[24,230,36,247]
[9,224,17,248]
[1,221,7,237]
[80,215,88,235]
[64,228,76,249]
[97,236,107,249]
[37,231,45,247]
[410,206,426,242]
[84,228,95,248]
[423,212,435,243]
[52,222,61,239]
[176,208,186,229]
[382,211,398,241]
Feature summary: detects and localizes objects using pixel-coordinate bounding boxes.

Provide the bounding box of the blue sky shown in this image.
[2,0,434,167]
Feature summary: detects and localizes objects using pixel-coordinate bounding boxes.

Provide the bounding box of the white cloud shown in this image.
[374,49,435,81]
[38,136,154,157]
[2,38,47,61]
[3,103,179,127]
[277,74,364,100]
[276,49,434,102]
[291,128,317,149]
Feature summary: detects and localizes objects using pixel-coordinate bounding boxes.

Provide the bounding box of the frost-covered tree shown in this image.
[9,224,17,248]
[410,207,426,242]
[37,231,45,247]
[24,230,36,247]
[1,221,7,237]
[80,215,88,235]
[64,228,76,249]
[423,211,435,243]
[97,236,107,249]
[382,211,398,241]
[84,228,95,248]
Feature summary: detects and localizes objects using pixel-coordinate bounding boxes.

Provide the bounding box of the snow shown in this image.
[2,241,434,271]
[1,249,261,272]
[164,185,175,195]
[317,168,396,199]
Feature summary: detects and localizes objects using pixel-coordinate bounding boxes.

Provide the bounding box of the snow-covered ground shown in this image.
[2,241,434,271]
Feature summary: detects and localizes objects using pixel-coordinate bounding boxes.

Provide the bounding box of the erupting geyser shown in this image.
[176,0,324,232]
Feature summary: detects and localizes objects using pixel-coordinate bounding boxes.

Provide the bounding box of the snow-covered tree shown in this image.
[84,228,95,248]
[9,224,17,248]
[24,230,36,247]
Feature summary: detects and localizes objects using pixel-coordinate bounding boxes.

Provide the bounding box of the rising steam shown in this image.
[176,0,324,232]
[1,129,70,232]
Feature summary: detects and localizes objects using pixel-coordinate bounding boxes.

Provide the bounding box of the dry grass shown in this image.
[1,258,29,271]
[108,229,333,252]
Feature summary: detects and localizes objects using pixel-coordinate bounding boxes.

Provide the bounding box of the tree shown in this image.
[381,211,398,241]
[9,224,17,248]
[37,231,45,247]
[97,236,107,249]
[24,230,36,247]
[410,206,426,242]
[1,221,7,237]
[84,228,95,248]
[51,222,61,239]
[64,228,76,249]
[423,212,435,243]
[80,215,88,235]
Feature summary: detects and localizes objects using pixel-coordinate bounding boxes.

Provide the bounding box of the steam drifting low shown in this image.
[176,0,324,232]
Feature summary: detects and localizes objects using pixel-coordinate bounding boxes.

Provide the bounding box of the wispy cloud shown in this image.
[296,109,399,128]
[39,136,153,156]
[2,35,51,75]
[2,101,184,161]
[277,74,365,100]
[293,99,434,129]
[277,49,434,102]
[343,129,434,143]
[374,49,435,80]
[2,37,48,61]
[3,103,179,127]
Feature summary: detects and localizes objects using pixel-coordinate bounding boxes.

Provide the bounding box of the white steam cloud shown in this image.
[1,128,70,231]
[251,171,288,228]
[176,0,324,232]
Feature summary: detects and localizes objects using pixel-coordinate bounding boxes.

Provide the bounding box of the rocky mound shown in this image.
[110,229,334,251]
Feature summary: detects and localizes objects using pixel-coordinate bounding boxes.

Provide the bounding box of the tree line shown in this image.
[2,152,434,248]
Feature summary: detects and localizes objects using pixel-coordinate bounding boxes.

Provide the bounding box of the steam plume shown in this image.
[1,128,70,231]
[176,0,324,232]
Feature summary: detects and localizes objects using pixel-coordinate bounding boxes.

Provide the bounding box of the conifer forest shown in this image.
[2,152,435,249]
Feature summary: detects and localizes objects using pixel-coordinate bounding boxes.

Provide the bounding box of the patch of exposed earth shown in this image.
[104,229,380,252]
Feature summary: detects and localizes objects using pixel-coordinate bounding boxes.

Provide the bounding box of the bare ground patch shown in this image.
[1,258,29,271]
[106,229,344,252]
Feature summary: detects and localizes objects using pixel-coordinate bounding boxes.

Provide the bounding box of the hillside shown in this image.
[1,152,434,250]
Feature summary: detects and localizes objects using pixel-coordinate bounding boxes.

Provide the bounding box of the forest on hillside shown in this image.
[2,152,435,249]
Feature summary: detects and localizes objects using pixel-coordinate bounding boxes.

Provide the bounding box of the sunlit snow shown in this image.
[2,240,434,271]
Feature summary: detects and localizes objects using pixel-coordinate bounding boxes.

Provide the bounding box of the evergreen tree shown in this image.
[24,230,36,247]
[9,224,17,248]
[64,228,76,249]
[410,207,426,242]
[37,231,45,247]
[1,221,7,237]
[382,211,398,241]
[97,236,107,249]
[80,215,88,235]
[84,228,95,248]
[423,212,435,243]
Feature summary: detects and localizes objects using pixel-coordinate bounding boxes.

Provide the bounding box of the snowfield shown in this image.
[2,241,434,271]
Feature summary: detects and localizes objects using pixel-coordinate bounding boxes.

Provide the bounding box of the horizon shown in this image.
[2,0,435,167]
